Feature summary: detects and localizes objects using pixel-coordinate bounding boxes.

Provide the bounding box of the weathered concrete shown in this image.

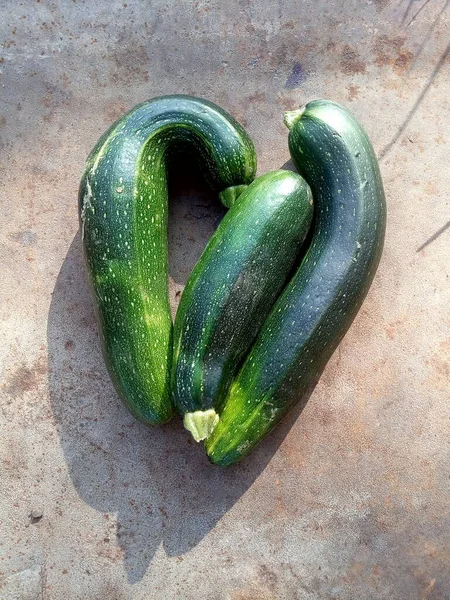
[1,1,449,598]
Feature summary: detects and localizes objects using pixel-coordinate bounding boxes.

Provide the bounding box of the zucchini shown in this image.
[79,95,256,425]
[172,170,313,441]
[206,100,386,465]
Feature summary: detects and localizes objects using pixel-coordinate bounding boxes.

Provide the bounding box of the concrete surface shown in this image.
[1,1,449,598]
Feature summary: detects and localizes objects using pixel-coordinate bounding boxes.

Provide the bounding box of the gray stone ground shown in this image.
[1,1,449,598]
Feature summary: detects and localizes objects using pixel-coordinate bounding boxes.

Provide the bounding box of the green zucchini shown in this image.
[172,170,313,441]
[79,95,256,425]
[206,99,386,465]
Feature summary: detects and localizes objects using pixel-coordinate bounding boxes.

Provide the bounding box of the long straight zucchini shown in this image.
[172,170,313,441]
[79,95,256,425]
[206,100,386,465]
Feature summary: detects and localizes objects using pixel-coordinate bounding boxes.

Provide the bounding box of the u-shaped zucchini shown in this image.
[79,95,256,425]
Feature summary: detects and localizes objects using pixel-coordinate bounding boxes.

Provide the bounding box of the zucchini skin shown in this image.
[206,100,386,466]
[172,170,313,438]
[79,95,257,425]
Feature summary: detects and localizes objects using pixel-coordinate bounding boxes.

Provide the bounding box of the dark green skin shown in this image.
[206,99,386,466]
[79,95,257,425]
[172,170,313,421]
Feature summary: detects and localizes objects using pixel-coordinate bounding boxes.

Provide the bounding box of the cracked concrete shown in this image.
[1,1,450,598]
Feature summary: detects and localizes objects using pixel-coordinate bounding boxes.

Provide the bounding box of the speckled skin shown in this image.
[172,170,313,423]
[206,100,386,466]
[78,95,257,425]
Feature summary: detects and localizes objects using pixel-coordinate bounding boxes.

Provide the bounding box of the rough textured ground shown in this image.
[1,1,449,598]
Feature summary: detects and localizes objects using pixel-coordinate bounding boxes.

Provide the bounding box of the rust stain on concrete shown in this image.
[3,355,48,398]
[340,45,366,75]
[372,35,414,74]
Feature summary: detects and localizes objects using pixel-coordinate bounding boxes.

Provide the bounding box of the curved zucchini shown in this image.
[172,170,313,441]
[79,95,256,425]
[206,100,386,465]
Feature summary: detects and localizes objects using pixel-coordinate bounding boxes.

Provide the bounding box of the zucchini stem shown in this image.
[283,107,305,130]
[219,184,248,208]
[183,409,219,442]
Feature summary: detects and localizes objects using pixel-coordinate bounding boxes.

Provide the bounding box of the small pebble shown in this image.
[30,509,43,523]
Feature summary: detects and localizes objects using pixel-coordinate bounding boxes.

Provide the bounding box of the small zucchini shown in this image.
[79,95,256,425]
[206,100,386,465]
[172,170,313,440]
